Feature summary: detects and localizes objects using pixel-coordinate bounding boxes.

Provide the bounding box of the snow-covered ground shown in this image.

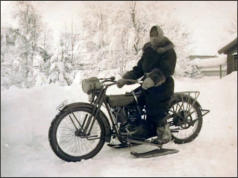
[1,72,237,177]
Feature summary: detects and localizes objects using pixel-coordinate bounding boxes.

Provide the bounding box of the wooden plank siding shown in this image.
[218,38,237,75]
[227,53,237,74]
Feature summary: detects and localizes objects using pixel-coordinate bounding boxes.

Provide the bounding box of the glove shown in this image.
[117,79,128,88]
[147,68,166,87]
[142,77,155,90]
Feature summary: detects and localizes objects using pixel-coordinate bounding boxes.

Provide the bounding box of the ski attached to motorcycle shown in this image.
[127,137,179,158]
[107,142,141,149]
[130,148,179,158]
[107,143,131,148]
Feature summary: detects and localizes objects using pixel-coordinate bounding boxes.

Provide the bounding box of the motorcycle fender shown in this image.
[172,93,202,108]
[62,102,111,142]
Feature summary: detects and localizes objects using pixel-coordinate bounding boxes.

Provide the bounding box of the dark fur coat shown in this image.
[123,38,176,84]
[123,38,177,120]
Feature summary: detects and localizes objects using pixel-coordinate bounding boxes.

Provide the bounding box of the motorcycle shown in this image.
[49,76,210,162]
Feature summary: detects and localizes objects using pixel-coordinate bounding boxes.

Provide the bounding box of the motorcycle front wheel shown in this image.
[49,106,106,162]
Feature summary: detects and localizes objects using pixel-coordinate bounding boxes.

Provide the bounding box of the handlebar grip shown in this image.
[98,76,115,81]
[110,76,115,81]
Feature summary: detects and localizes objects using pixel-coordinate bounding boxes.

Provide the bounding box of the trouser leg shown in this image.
[128,78,174,140]
[144,77,174,127]
[144,77,174,143]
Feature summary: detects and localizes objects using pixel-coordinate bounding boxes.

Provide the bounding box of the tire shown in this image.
[49,106,106,162]
[168,94,203,144]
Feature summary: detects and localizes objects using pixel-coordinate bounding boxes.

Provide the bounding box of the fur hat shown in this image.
[150,25,164,37]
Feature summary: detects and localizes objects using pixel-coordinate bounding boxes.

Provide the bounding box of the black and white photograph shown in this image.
[1,1,237,177]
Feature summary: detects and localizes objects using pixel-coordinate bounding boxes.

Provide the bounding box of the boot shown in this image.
[156,123,172,144]
[128,122,151,141]
[125,123,137,132]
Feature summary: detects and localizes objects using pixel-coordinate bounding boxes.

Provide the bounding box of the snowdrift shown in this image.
[1,72,237,176]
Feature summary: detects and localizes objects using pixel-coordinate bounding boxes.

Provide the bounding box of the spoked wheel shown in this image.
[167,94,203,144]
[49,107,105,162]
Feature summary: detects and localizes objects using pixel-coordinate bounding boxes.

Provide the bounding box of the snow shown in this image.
[1,72,237,177]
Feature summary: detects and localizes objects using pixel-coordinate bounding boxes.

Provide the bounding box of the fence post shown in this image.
[219,65,222,78]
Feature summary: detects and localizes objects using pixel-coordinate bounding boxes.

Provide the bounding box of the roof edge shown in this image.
[218,38,237,54]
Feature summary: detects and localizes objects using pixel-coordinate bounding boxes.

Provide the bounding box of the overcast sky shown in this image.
[1,1,237,54]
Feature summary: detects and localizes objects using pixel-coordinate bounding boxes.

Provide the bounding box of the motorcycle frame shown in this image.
[76,83,126,139]
[59,81,210,141]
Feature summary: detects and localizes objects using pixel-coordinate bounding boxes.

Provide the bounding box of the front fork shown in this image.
[57,90,107,138]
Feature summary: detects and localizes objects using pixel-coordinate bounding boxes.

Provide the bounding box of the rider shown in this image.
[117,25,177,144]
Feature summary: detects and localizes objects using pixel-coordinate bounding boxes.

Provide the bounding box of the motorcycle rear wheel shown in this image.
[168,94,203,144]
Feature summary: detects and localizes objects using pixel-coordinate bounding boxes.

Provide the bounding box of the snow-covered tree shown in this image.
[47,30,79,86]
[77,2,196,77]
[12,1,44,87]
[1,27,27,88]
[2,1,209,89]
[1,1,54,88]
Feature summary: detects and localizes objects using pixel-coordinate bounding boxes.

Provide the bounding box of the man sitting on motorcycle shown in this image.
[117,25,177,144]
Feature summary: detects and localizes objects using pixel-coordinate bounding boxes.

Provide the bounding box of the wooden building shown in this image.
[218,38,237,75]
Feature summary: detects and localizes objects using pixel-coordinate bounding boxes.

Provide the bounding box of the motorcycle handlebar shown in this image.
[121,79,141,84]
[107,78,142,87]
[98,76,115,81]
[99,76,142,88]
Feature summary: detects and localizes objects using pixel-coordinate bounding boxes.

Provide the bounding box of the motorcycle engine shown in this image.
[126,105,142,124]
[112,105,142,126]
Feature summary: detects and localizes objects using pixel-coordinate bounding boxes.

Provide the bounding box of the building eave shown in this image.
[218,38,237,54]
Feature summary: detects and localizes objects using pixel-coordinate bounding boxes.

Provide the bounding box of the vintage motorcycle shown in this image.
[49,76,209,162]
